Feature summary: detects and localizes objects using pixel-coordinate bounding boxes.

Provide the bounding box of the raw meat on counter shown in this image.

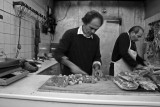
[46,74,100,87]
[113,68,159,91]
[117,72,139,82]
[135,76,157,90]
[114,76,139,90]
[46,75,69,87]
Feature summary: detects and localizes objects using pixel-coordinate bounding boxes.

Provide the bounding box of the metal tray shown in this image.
[0,68,29,86]
[0,58,20,69]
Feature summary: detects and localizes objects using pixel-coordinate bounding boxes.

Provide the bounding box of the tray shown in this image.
[0,68,29,86]
[0,58,20,69]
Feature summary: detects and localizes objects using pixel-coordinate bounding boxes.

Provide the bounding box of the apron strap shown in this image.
[129,39,131,50]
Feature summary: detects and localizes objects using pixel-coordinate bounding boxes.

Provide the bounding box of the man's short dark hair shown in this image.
[82,10,103,26]
[128,26,144,34]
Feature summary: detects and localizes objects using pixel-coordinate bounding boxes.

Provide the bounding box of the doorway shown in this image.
[96,20,120,75]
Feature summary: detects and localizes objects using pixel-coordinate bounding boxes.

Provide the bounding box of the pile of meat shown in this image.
[113,67,160,91]
[46,74,100,87]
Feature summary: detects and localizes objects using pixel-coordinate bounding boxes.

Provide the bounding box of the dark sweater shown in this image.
[54,27,101,75]
[109,33,145,76]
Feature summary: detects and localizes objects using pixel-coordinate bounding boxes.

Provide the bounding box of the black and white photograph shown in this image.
[0,0,160,107]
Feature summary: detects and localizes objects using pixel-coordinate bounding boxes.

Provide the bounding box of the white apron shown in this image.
[113,40,138,76]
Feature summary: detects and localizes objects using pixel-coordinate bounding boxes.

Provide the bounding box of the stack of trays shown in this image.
[0,58,29,85]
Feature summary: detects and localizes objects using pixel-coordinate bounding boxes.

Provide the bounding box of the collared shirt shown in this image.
[77,26,93,39]
[77,26,101,67]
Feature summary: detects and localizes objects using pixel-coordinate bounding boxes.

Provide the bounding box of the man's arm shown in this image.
[92,39,103,77]
[136,54,146,66]
[119,34,138,67]
[54,30,72,62]
[92,38,101,70]
[61,56,87,75]
[54,30,87,75]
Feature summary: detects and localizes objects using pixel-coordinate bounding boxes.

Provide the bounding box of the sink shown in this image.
[38,63,61,75]
[0,58,20,69]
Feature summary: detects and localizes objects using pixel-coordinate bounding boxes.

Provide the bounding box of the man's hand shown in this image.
[92,63,101,71]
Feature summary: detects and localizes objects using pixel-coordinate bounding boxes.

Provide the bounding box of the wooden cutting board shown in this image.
[38,78,160,96]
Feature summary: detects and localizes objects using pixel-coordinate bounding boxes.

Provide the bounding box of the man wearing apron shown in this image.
[109,26,148,76]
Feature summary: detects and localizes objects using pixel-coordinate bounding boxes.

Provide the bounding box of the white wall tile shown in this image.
[5,0,12,4]
[24,28,28,36]
[20,27,25,36]
[28,52,32,59]
[20,52,25,58]
[0,43,4,50]
[24,52,29,58]
[10,44,17,53]
[15,26,19,36]
[14,18,19,26]
[3,12,10,23]
[0,21,3,33]
[20,44,24,52]
[28,44,31,52]
[10,53,16,58]
[20,35,24,45]
[3,23,10,34]
[0,33,4,43]
[25,45,29,52]
[26,37,29,45]
[4,44,10,54]
[21,19,25,27]
[4,0,10,13]
[25,45,28,52]
[4,33,10,44]
[10,15,15,25]
[28,29,32,37]
[28,37,31,44]
[23,36,26,44]
[25,21,29,29]
[0,0,3,10]
[10,34,16,44]
[10,25,15,35]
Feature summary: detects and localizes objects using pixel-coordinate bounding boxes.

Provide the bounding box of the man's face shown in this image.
[84,18,101,37]
[131,29,144,42]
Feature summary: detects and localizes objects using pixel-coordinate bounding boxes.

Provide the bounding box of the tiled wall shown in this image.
[0,0,51,59]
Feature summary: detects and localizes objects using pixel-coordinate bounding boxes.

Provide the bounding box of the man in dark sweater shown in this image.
[54,10,103,75]
[109,26,148,76]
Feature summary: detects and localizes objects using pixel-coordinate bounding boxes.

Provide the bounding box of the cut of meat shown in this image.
[117,72,134,82]
[114,71,158,91]
[46,75,69,87]
[133,69,150,76]
[82,75,98,83]
[136,76,157,90]
[113,76,139,90]
[45,74,100,87]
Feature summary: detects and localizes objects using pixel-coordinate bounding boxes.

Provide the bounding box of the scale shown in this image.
[0,58,29,86]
